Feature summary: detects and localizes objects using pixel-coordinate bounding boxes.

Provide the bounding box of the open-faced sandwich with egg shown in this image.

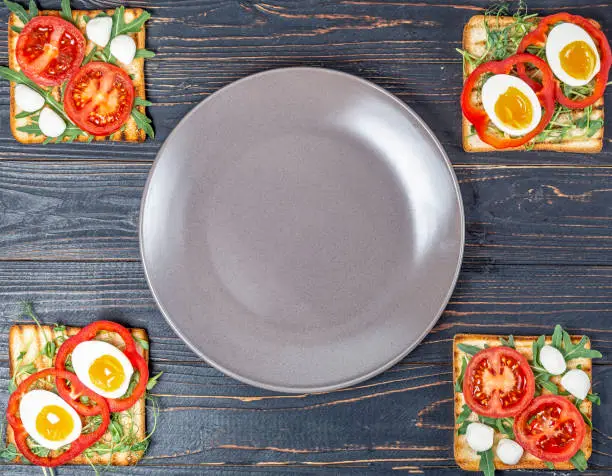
[458,5,610,151]
[1,0,154,143]
[3,303,160,468]
[453,326,602,474]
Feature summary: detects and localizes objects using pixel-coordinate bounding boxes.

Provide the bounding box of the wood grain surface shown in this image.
[0,0,610,474]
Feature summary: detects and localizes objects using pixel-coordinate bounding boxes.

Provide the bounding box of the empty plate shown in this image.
[140,67,464,392]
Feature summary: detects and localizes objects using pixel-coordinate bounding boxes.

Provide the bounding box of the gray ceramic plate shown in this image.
[140,67,464,393]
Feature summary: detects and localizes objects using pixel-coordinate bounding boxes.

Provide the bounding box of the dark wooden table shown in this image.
[0,1,610,474]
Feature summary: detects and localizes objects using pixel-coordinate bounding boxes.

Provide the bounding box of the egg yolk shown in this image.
[88,354,126,392]
[559,40,597,80]
[494,86,533,130]
[35,405,74,442]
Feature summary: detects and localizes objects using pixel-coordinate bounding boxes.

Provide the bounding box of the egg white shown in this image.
[546,22,601,87]
[481,74,542,136]
[72,340,134,399]
[19,390,82,450]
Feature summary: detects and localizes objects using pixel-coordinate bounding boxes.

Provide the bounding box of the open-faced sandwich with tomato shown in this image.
[1,0,154,143]
[453,326,602,473]
[2,303,161,468]
[458,4,610,152]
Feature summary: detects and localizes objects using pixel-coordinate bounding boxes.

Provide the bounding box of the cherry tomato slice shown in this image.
[463,346,535,418]
[514,395,587,463]
[64,62,135,137]
[16,16,86,87]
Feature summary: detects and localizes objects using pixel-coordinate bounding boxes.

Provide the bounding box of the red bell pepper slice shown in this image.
[460,53,556,149]
[55,321,149,414]
[516,12,612,109]
[6,368,110,467]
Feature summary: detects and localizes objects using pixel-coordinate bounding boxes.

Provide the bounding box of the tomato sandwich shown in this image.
[453,327,601,473]
[3,1,153,144]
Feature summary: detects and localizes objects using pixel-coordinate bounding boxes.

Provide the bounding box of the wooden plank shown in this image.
[0,161,610,265]
[0,1,609,164]
[0,260,609,365]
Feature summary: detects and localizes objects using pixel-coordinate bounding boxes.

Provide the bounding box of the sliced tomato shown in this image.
[462,346,535,418]
[514,395,586,463]
[16,16,86,87]
[64,62,135,137]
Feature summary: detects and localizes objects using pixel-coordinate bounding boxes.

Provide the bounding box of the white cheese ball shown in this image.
[14,84,44,112]
[466,422,494,453]
[86,16,113,47]
[561,369,591,400]
[110,35,137,65]
[496,438,524,465]
[38,108,66,138]
[539,345,567,375]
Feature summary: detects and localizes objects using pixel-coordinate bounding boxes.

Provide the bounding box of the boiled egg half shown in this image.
[481,74,542,136]
[546,23,600,87]
[72,340,134,399]
[20,389,82,450]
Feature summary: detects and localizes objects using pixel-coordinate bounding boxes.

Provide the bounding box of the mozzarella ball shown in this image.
[86,16,113,47]
[539,345,567,375]
[72,340,134,399]
[466,422,495,452]
[496,438,524,465]
[561,369,591,400]
[38,108,66,138]
[546,23,601,87]
[110,35,137,65]
[481,74,542,136]
[19,390,82,450]
[14,84,44,112]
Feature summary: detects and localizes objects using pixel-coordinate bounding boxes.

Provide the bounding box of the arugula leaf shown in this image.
[4,0,32,25]
[135,97,153,107]
[478,448,495,476]
[499,334,515,348]
[456,404,472,435]
[28,0,37,17]
[562,333,602,361]
[132,108,155,139]
[538,379,559,395]
[16,350,26,361]
[544,461,554,469]
[478,415,515,439]
[587,393,600,405]
[551,324,563,349]
[10,25,22,33]
[146,371,163,390]
[60,0,73,23]
[81,47,98,66]
[457,343,482,356]
[115,9,151,36]
[570,449,588,471]
[574,399,592,428]
[135,48,156,59]
[455,356,468,392]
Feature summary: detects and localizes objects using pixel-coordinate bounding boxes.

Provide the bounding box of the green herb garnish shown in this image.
[455,356,468,392]
[458,343,482,356]
[478,448,495,476]
[570,449,588,471]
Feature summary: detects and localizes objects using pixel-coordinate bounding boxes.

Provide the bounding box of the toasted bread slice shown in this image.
[8,9,147,143]
[453,333,592,471]
[462,15,604,153]
[6,324,148,466]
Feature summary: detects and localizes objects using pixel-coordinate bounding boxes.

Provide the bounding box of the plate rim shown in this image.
[139,66,465,393]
